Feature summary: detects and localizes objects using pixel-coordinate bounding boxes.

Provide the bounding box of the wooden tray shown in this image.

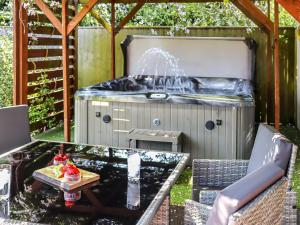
[33,165,100,192]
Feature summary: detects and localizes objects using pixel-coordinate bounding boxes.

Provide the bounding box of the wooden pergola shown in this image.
[13,0,300,142]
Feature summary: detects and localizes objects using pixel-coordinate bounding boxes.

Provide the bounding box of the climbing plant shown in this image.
[28,73,56,132]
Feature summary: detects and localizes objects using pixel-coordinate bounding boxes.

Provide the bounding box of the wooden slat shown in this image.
[32,4,76,15]
[28,86,74,98]
[35,0,62,34]
[67,0,99,35]
[30,108,74,131]
[29,98,74,112]
[232,0,274,33]
[28,68,74,82]
[28,48,75,58]
[28,78,74,93]
[29,26,60,35]
[28,59,73,70]
[28,13,59,23]
[28,37,75,46]
[30,111,64,131]
[28,11,75,22]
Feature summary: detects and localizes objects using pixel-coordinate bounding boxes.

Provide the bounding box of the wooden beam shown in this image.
[115,1,145,34]
[90,9,112,32]
[277,0,300,23]
[35,0,62,34]
[232,0,274,33]
[67,0,99,35]
[274,0,280,130]
[62,0,71,141]
[80,0,222,3]
[111,1,116,80]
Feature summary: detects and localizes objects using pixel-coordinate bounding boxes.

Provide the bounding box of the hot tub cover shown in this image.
[75,75,254,107]
[76,36,256,107]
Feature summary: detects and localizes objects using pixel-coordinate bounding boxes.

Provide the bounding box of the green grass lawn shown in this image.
[34,125,75,142]
[35,124,300,207]
[170,167,192,205]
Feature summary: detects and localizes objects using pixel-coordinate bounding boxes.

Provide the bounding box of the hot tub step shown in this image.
[127,129,183,152]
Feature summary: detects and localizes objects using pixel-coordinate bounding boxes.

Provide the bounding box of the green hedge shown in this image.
[0,31,13,107]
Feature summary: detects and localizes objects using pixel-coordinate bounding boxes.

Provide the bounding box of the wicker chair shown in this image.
[184,125,298,225]
[184,177,288,225]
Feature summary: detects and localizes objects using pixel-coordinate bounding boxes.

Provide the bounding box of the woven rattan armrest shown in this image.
[184,199,212,225]
[192,159,249,201]
[228,177,288,225]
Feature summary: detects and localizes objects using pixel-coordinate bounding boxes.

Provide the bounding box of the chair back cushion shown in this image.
[247,124,293,174]
[206,163,284,225]
[0,105,31,154]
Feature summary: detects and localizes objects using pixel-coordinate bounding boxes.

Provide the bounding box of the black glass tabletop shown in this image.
[0,141,189,225]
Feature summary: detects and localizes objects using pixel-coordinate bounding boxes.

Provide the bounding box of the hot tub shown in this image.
[75,36,256,160]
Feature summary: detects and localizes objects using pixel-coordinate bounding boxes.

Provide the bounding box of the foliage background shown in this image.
[80,2,297,33]
[0,0,297,122]
[0,30,13,107]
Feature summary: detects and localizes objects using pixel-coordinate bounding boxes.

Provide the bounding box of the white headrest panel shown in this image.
[123,35,255,80]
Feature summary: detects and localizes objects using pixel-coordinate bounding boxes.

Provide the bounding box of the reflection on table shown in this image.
[0,141,188,225]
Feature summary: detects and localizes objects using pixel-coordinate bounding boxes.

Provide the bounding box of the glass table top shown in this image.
[0,141,188,225]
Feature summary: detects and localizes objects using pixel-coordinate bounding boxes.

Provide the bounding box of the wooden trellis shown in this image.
[13,0,300,141]
[13,0,78,134]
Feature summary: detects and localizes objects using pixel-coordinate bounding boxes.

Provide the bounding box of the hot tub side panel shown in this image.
[75,99,88,143]
[236,106,255,159]
[75,99,254,160]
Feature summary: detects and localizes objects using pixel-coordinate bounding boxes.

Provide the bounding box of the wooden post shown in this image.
[13,1,28,105]
[111,1,116,80]
[266,0,272,124]
[74,0,79,92]
[274,0,280,130]
[13,0,20,105]
[62,0,71,141]
[20,4,28,104]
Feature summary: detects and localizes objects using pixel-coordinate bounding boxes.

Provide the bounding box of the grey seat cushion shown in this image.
[199,190,219,206]
[247,124,293,174]
[0,105,31,154]
[206,163,284,225]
